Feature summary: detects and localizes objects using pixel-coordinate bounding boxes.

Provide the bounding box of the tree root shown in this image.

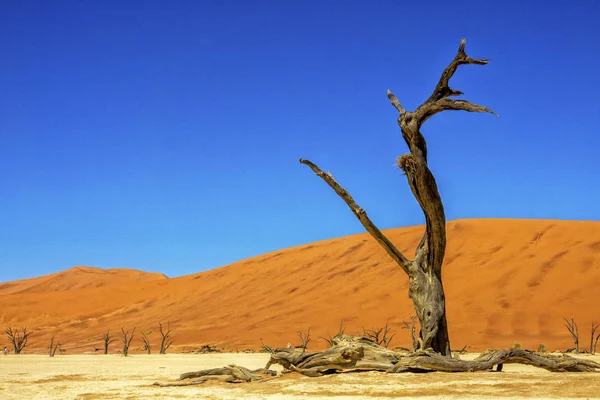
[155,335,600,386]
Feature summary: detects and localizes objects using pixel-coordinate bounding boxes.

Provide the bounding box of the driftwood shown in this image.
[153,365,278,387]
[156,334,600,386]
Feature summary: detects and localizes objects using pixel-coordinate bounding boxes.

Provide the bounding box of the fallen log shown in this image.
[153,365,277,387]
[154,334,600,386]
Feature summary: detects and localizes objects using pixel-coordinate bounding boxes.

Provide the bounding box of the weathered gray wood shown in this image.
[161,335,599,386]
[301,38,499,356]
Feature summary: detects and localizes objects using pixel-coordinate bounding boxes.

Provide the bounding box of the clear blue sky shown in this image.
[1,0,599,282]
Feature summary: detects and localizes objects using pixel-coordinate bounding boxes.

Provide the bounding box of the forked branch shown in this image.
[563,316,579,353]
[121,327,136,356]
[320,320,346,347]
[158,322,173,354]
[299,158,412,274]
[141,331,152,354]
[296,328,311,352]
[48,335,61,357]
[428,38,489,103]
[5,327,31,355]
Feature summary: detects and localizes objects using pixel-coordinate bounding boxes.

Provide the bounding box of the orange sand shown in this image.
[0,218,599,354]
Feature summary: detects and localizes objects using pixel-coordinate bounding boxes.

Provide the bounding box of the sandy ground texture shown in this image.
[1,219,600,353]
[1,353,600,400]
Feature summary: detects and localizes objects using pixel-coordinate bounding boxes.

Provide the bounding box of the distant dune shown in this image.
[0,266,168,295]
[0,219,599,354]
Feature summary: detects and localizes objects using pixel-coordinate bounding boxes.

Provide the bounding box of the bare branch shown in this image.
[121,327,136,356]
[402,316,418,351]
[386,89,406,115]
[417,98,498,124]
[320,320,346,347]
[563,316,579,353]
[299,158,412,274]
[296,328,311,352]
[158,322,173,354]
[103,330,115,355]
[5,327,31,355]
[48,335,61,357]
[141,331,152,354]
[384,37,498,128]
[428,38,489,103]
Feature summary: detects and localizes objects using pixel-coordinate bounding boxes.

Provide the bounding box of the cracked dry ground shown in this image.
[1,354,599,399]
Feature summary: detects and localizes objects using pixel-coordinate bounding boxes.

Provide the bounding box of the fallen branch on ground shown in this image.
[154,334,600,386]
[153,365,278,387]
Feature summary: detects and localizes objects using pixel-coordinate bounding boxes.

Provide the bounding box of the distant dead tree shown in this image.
[300,38,498,356]
[48,335,61,357]
[591,322,600,355]
[320,321,346,347]
[141,331,152,355]
[103,329,115,355]
[564,316,580,353]
[296,328,311,352]
[120,327,136,356]
[402,316,418,351]
[158,322,173,354]
[5,327,31,354]
[362,320,395,348]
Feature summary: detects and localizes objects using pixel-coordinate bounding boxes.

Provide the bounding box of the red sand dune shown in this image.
[1,218,599,354]
[0,266,167,295]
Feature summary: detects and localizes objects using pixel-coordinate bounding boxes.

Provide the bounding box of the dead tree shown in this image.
[300,38,498,356]
[5,327,31,354]
[48,335,61,357]
[402,316,418,351]
[158,322,173,354]
[563,316,579,353]
[160,333,600,386]
[121,327,136,356]
[362,320,395,348]
[103,330,115,355]
[296,328,311,352]
[320,321,346,347]
[591,322,600,355]
[141,331,152,354]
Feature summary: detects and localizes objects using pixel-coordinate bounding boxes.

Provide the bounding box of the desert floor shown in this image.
[1,353,599,399]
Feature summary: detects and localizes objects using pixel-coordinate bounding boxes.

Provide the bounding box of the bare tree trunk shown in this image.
[141,331,152,355]
[564,317,579,353]
[121,327,136,356]
[591,322,599,354]
[103,330,114,355]
[48,335,60,357]
[158,322,173,354]
[300,38,497,356]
